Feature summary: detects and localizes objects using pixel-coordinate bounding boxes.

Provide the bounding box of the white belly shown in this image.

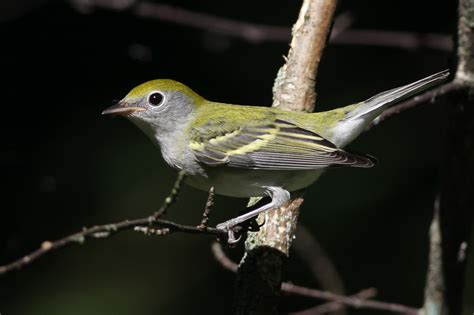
[185,167,324,198]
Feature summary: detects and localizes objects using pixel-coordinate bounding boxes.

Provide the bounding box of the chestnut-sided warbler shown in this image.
[103,70,448,241]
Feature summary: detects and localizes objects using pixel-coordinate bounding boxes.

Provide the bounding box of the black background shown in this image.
[1,0,472,314]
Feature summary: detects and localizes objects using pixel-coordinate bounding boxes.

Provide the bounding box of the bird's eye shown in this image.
[148,92,165,106]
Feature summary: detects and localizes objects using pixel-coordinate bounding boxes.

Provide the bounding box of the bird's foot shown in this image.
[216,218,264,245]
[216,222,243,245]
[216,186,290,245]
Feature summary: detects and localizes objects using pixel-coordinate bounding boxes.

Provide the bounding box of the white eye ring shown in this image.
[148,91,165,107]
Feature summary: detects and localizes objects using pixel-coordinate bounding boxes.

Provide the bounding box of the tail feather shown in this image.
[341,149,377,168]
[345,69,450,121]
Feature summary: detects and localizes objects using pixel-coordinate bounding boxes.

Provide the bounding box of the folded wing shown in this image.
[189,119,375,170]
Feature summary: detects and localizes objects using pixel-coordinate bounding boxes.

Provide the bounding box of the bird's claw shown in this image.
[227,229,242,244]
[216,222,243,245]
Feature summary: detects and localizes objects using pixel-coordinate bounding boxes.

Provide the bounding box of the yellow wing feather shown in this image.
[189,117,375,170]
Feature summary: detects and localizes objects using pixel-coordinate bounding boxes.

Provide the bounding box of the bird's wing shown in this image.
[189,118,375,170]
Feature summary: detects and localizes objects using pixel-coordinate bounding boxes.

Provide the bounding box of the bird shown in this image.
[102,70,449,242]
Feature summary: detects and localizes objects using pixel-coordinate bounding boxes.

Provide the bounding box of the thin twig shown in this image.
[211,242,238,273]
[282,283,419,315]
[0,218,222,275]
[0,172,223,275]
[291,288,378,315]
[133,226,171,236]
[70,0,452,51]
[307,288,378,314]
[331,30,452,51]
[198,187,215,229]
[368,81,460,130]
[293,225,346,299]
[212,242,418,315]
[154,170,186,217]
[330,12,355,38]
[134,2,289,43]
[293,225,347,315]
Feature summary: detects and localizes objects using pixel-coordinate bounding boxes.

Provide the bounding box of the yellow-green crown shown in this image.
[125,79,204,104]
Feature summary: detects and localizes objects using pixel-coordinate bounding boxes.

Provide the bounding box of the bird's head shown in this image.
[102,79,204,135]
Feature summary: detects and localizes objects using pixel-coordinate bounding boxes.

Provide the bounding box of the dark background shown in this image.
[1,0,472,314]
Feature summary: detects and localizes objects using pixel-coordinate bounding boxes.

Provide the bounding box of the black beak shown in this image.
[102,101,145,116]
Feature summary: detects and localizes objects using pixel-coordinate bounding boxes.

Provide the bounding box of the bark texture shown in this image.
[234,0,338,314]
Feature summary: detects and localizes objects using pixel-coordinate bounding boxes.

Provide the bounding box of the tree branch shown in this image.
[0,172,223,275]
[70,0,452,51]
[133,2,289,43]
[331,30,452,51]
[293,225,346,308]
[272,0,337,112]
[294,288,377,315]
[282,283,419,315]
[212,243,419,315]
[232,1,338,313]
[456,0,474,82]
[197,187,215,229]
[420,0,474,314]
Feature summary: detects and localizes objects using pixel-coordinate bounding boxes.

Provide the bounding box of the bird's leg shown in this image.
[216,186,290,244]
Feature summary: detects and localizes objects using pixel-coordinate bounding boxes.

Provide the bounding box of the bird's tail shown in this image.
[344,69,450,121]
